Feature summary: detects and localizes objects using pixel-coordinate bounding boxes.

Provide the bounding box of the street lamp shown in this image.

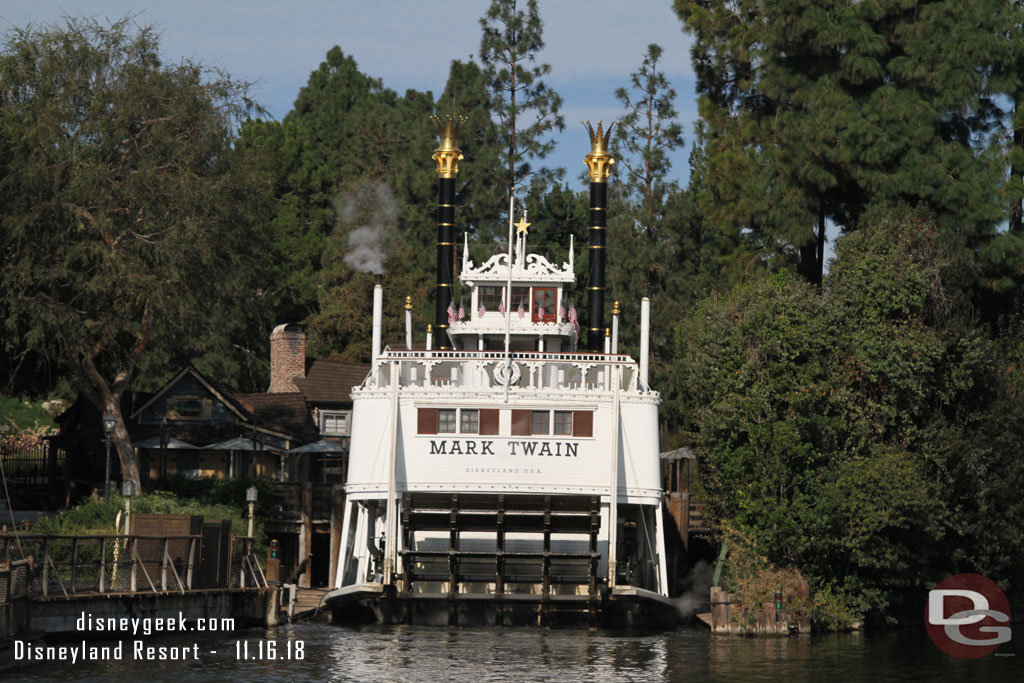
[246,486,258,538]
[122,480,136,535]
[102,410,116,501]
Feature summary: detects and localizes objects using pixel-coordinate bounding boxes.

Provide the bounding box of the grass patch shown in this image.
[0,396,58,432]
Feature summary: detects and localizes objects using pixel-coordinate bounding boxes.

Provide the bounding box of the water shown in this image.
[5,622,1019,681]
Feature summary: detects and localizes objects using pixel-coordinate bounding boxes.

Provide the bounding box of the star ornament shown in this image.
[514,216,531,235]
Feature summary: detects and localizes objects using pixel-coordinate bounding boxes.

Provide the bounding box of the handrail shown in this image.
[0,533,260,596]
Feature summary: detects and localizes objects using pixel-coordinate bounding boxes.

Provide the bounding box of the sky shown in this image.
[1,1,699,183]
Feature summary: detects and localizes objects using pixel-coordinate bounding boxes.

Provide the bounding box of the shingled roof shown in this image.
[292,359,368,405]
[237,392,319,444]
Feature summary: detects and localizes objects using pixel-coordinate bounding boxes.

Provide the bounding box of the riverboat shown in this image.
[324,119,678,628]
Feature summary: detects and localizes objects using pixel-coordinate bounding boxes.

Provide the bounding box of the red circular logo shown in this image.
[925,573,1012,659]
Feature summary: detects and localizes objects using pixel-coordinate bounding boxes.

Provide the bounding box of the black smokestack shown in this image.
[583,122,615,351]
[431,116,465,350]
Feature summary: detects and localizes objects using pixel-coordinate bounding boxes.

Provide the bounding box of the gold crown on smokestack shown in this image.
[583,120,616,181]
[431,114,467,178]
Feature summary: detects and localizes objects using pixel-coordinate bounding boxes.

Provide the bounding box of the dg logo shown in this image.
[926,573,1011,659]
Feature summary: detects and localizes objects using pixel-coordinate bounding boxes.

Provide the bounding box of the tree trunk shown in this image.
[1011,101,1023,236]
[103,394,143,494]
[797,215,825,286]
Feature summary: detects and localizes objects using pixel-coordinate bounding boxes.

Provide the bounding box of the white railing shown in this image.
[355,350,648,395]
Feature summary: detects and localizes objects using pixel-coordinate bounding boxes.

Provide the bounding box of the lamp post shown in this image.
[246,486,258,538]
[102,411,116,501]
[122,480,136,535]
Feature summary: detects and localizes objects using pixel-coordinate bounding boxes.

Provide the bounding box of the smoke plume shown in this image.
[676,559,714,621]
[335,181,397,275]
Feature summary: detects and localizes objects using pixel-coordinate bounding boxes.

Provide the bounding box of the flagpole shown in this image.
[503,189,515,404]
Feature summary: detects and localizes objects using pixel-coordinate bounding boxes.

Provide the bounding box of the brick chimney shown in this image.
[269,324,305,393]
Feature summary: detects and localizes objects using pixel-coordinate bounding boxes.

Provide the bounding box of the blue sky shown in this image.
[2,1,698,184]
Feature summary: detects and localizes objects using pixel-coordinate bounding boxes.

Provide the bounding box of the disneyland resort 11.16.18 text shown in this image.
[13,611,236,662]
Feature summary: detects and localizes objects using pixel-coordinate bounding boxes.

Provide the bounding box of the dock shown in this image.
[1,532,276,648]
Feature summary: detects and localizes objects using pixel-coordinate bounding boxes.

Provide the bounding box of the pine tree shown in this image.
[613,44,685,238]
[479,0,565,197]
[675,0,1009,285]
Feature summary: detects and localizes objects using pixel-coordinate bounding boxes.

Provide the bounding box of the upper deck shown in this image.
[355,349,659,404]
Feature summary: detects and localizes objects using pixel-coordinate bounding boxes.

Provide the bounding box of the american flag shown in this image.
[568,304,579,342]
[498,296,506,316]
[478,304,485,318]
[447,301,458,323]
[517,300,525,319]
[458,302,465,321]
[558,304,566,323]
[537,305,544,319]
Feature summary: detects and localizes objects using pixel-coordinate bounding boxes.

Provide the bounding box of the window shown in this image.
[479,286,503,311]
[320,411,350,436]
[512,409,593,437]
[421,407,498,435]
[438,409,457,433]
[531,410,550,435]
[554,411,573,435]
[165,396,212,421]
[461,409,479,434]
[479,285,529,312]
[532,288,557,322]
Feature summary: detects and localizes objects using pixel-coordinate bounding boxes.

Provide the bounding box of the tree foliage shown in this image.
[0,17,271,491]
[675,209,1024,622]
[479,0,565,195]
[675,0,1011,285]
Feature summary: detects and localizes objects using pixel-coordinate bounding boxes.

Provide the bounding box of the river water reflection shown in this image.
[5,622,1019,681]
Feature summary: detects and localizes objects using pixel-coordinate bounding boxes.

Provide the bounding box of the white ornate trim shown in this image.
[461,236,575,284]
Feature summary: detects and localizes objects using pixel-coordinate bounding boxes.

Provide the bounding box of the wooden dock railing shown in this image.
[1,534,201,596]
[1,557,32,638]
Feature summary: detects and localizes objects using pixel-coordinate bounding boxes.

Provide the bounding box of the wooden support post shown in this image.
[329,484,346,590]
[589,495,600,626]
[41,537,49,597]
[70,537,79,594]
[46,439,58,509]
[542,496,551,626]
[301,483,313,589]
[401,493,413,594]
[448,494,458,626]
[495,494,505,627]
[161,537,169,591]
[130,538,137,592]
[99,536,107,593]
[186,537,196,590]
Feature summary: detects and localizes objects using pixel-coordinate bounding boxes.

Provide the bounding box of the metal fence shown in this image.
[0,534,199,595]
[0,441,63,482]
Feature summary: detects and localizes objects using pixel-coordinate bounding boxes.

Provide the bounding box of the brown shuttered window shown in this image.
[511,409,532,436]
[572,411,593,437]
[417,408,438,434]
[479,409,500,435]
